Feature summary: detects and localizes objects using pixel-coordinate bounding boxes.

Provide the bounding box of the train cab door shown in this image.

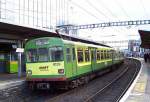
[91,48,96,71]
[71,47,77,76]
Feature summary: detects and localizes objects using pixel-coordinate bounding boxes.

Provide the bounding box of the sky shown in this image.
[68,0,150,41]
[1,0,150,44]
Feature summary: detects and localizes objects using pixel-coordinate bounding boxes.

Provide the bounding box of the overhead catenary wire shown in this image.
[86,0,110,20]
[69,0,103,22]
[85,0,124,38]
[45,0,47,27]
[23,0,25,24]
[49,0,51,27]
[36,0,39,27]
[114,0,131,19]
[95,0,131,34]
[28,0,29,25]
[139,0,149,19]
[96,0,120,21]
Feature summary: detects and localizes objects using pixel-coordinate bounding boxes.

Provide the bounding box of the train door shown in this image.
[71,47,77,76]
[111,50,114,64]
[65,45,77,77]
[91,48,96,71]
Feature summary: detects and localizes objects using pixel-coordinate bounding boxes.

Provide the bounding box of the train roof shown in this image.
[54,33,112,48]
[63,40,112,49]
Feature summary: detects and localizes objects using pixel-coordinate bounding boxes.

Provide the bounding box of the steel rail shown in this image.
[46,63,128,102]
[115,59,140,102]
[83,65,129,102]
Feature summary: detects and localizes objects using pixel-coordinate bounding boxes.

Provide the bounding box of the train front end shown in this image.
[25,37,65,89]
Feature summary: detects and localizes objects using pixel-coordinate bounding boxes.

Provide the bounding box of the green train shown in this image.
[25,37,124,89]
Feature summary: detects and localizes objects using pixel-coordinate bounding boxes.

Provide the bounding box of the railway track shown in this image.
[46,58,141,102]
[84,59,140,102]
[0,83,64,102]
[0,58,141,102]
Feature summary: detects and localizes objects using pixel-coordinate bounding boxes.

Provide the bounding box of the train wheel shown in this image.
[84,76,89,84]
[28,83,36,91]
[69,80,78,89]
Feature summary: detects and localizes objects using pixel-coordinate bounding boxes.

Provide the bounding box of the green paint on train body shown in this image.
[25,37,123,80]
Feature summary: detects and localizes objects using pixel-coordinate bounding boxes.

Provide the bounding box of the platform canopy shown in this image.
[0,22,58,40]
[0,22,110,47]
[139,30,150,48]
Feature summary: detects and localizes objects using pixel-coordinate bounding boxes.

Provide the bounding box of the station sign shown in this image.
[16,48,24,53]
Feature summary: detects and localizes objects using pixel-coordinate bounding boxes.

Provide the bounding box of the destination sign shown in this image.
[35,39,49,45]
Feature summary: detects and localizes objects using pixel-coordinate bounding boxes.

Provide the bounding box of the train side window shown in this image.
[103,50,105,59]
[107,50,109,59]
[101,50,103,60]
[99,50,101,60]
[109,50,111,58]
[97,50,100,60]
[66,48,71,62]
[77,48,84,63]
[107,50,110,59]
[85,49,90,62]
[91,49,96,61]
[72,48,76,60]
[104,50,107,59]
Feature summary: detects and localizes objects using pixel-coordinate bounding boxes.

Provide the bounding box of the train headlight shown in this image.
[26,70,32,77]
[58,69,64,74]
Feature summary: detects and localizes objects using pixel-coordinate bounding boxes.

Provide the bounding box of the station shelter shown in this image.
[0,22,62,76]
[139,30,150,49]
[0,43,18,73]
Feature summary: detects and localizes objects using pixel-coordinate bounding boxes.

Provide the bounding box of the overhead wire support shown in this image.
[64,20,150,30]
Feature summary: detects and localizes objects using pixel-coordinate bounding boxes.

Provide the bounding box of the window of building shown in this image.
[77,48,84,62]
[85,49,90,62]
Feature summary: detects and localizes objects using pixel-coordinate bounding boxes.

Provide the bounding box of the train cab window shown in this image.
[38,48,49,62]
[66,48,71,62]
[101,50,104,60]
[97,50,100,60]
[85,49,90,62]
[77,48,84,63]
[49,47,63,62]
[26,49,38,62]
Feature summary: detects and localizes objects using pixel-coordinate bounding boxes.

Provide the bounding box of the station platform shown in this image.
[121,58,150,102]
[0,73,25,90]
